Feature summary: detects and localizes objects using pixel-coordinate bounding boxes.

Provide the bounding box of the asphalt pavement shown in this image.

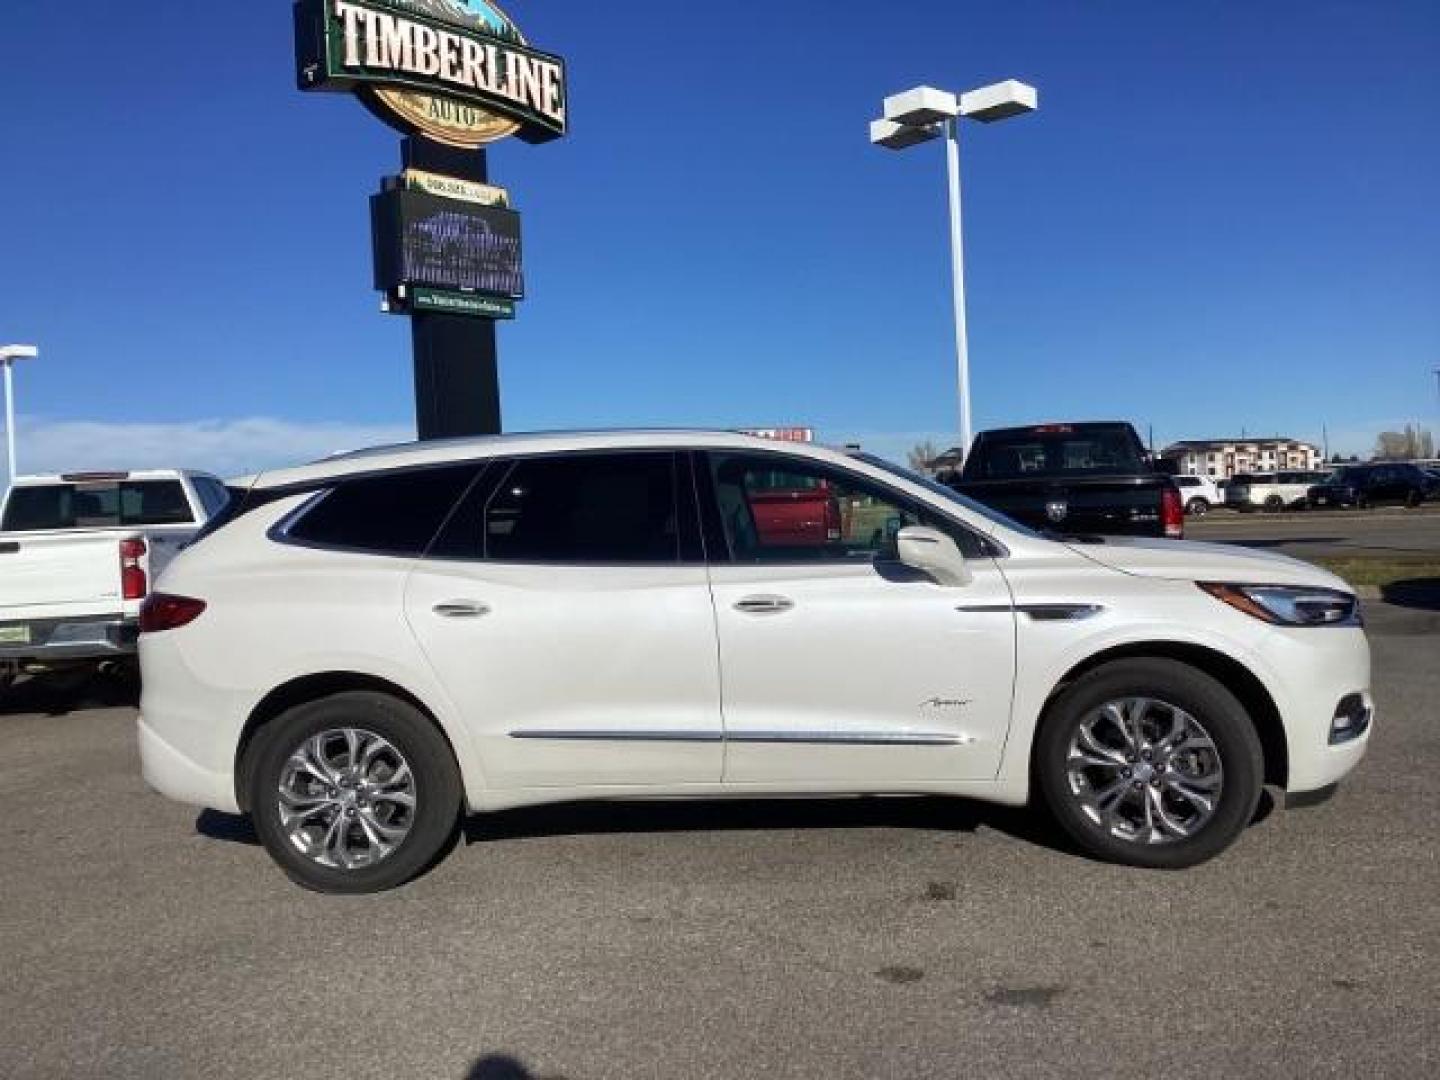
[1188,505,1440,558]
[1,604,1437,1080]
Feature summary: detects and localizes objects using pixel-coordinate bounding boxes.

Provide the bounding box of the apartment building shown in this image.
[1161,438,1323,479]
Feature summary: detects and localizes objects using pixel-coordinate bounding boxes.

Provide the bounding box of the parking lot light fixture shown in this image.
[2,344,40,482]
[871,80,1038,463]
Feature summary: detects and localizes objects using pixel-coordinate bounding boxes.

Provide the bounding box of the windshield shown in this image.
[853,453,1043,539]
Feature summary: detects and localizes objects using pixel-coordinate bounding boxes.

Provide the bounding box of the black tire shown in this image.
[1035,659,1263,870]
[248,691,462,894]
[1405,489,1422,509]
[1185,498,1210,518]
[1263,495,1285,513]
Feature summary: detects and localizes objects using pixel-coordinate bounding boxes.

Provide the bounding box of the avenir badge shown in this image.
[295,0,568,147]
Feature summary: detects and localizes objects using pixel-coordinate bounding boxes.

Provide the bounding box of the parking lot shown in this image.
[2,521,1438,1080]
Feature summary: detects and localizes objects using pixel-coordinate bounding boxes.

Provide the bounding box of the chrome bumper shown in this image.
[0,617,138,661]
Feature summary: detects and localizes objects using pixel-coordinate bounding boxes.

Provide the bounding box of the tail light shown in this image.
[1162,486,1185,540]
[140,593,207,634]
[119,538,148,600]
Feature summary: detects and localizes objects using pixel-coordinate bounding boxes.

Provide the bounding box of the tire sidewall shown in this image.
[1186,499,1209,517]
[1036,660,1264,869]
[249,691,462,894]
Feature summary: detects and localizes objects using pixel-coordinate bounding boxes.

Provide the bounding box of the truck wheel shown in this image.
[1186,499,1210,518]
[1405,490,1422,508]
[1263,495,1285,513]
[248,691,463,894]
[1035,659,1263,870]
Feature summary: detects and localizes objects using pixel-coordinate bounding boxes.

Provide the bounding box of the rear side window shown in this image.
[2,480,193,531]
[285,466,481,556]
[193,478,233,518]
[430,452,680,564]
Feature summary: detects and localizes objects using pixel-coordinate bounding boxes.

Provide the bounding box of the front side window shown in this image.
[707,452,983,563]
[284,465,480,556]
[432,452,681,564]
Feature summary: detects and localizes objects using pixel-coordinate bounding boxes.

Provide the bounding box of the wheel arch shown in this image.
[234,671,462,813]
[1035,641,1289,789]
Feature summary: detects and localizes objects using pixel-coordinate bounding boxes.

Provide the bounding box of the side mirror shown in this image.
[895,526,973,587]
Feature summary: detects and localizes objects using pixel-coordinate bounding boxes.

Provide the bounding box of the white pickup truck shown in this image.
[0,470,230,686]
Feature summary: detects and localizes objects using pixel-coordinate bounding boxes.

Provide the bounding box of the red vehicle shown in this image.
[742,473,843,547]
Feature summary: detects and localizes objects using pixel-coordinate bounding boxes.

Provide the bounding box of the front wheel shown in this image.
[1186,498,1210,518]
[249,691,463,893]
[1264,495,1285,513]
[1035,659,1263,869]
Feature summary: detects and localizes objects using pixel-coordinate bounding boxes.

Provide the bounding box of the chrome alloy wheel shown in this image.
[277,729,417,871]
[1065,698,1224,845]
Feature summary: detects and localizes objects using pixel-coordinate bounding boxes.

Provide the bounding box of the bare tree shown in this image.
[908,440,939,474]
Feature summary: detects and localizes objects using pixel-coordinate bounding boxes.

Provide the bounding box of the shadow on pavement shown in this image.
[198,796,1080,858]
[1224,537,1344,549]
[461,794,1074,854]
[0,667,139,718]
[464,1055,565,1080]
[196,809,259,845]
[200,791,1283,861]
[1381,578,1440,612]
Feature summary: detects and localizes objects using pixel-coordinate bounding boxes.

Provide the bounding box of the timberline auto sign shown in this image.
[295,0,567,147]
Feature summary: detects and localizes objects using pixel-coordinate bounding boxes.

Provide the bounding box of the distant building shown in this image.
[1161,438,1322,479]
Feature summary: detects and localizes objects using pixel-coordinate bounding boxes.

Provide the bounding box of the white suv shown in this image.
[138,432,1373,893]
[1172,475,1222,517]
[1225,471,1328,512]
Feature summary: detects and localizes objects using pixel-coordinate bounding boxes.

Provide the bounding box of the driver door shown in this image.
[699,451,1017,785]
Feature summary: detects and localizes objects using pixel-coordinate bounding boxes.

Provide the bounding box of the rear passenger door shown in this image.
[403,451,724,791]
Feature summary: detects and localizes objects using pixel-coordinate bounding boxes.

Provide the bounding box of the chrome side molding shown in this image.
[956,603,1104,621]
[508,730,968,746]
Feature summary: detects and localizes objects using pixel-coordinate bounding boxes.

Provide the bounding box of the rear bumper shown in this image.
[0,617,137,662]
[138,715,241,814]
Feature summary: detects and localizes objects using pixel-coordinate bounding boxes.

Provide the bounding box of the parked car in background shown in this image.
[1224,471,1329,513]
[1307,464,1439,509]
[949,422,1183,538]
[1173,475,1223,517]
[0,471,229,689]
[139,431,1371,892]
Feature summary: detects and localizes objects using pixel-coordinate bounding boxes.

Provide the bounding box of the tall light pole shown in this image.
[1,345,40,482]
[871,81,1038,461]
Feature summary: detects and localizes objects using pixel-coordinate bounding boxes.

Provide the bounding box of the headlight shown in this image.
[1199,583,1361,627]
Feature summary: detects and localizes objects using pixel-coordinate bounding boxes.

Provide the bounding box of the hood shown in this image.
[1067,537,1353,592]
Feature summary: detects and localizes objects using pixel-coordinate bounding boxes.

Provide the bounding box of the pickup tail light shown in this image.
[119,538,148,600]
[1162,486,1185,539]
[140,594,207,635]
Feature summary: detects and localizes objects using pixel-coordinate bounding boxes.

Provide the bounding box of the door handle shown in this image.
[733,595,795,616]
[433,601,492,619]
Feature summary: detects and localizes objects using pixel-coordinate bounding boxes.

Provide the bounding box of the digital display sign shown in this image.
[372,189,524,299]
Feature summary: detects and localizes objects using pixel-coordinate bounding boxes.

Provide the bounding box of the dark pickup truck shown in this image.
[946,422,1184,539]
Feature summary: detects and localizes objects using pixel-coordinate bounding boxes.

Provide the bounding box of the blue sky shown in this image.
[1,0,1437,480]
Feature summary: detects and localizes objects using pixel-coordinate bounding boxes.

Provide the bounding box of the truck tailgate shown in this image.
[0,532,123,618]
[955,476,1169,535]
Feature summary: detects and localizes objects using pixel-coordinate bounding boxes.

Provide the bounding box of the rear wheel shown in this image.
[1036,659,1263,869]
[248,691,462,894]
[1185,498,1210,518]
[1263,494,1285,513]
[1405,489,1422,508]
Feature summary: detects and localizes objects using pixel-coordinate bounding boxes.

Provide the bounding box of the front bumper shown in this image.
[0,617,138,662]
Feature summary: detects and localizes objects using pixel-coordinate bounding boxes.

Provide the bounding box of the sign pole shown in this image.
[400,137,502,440]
